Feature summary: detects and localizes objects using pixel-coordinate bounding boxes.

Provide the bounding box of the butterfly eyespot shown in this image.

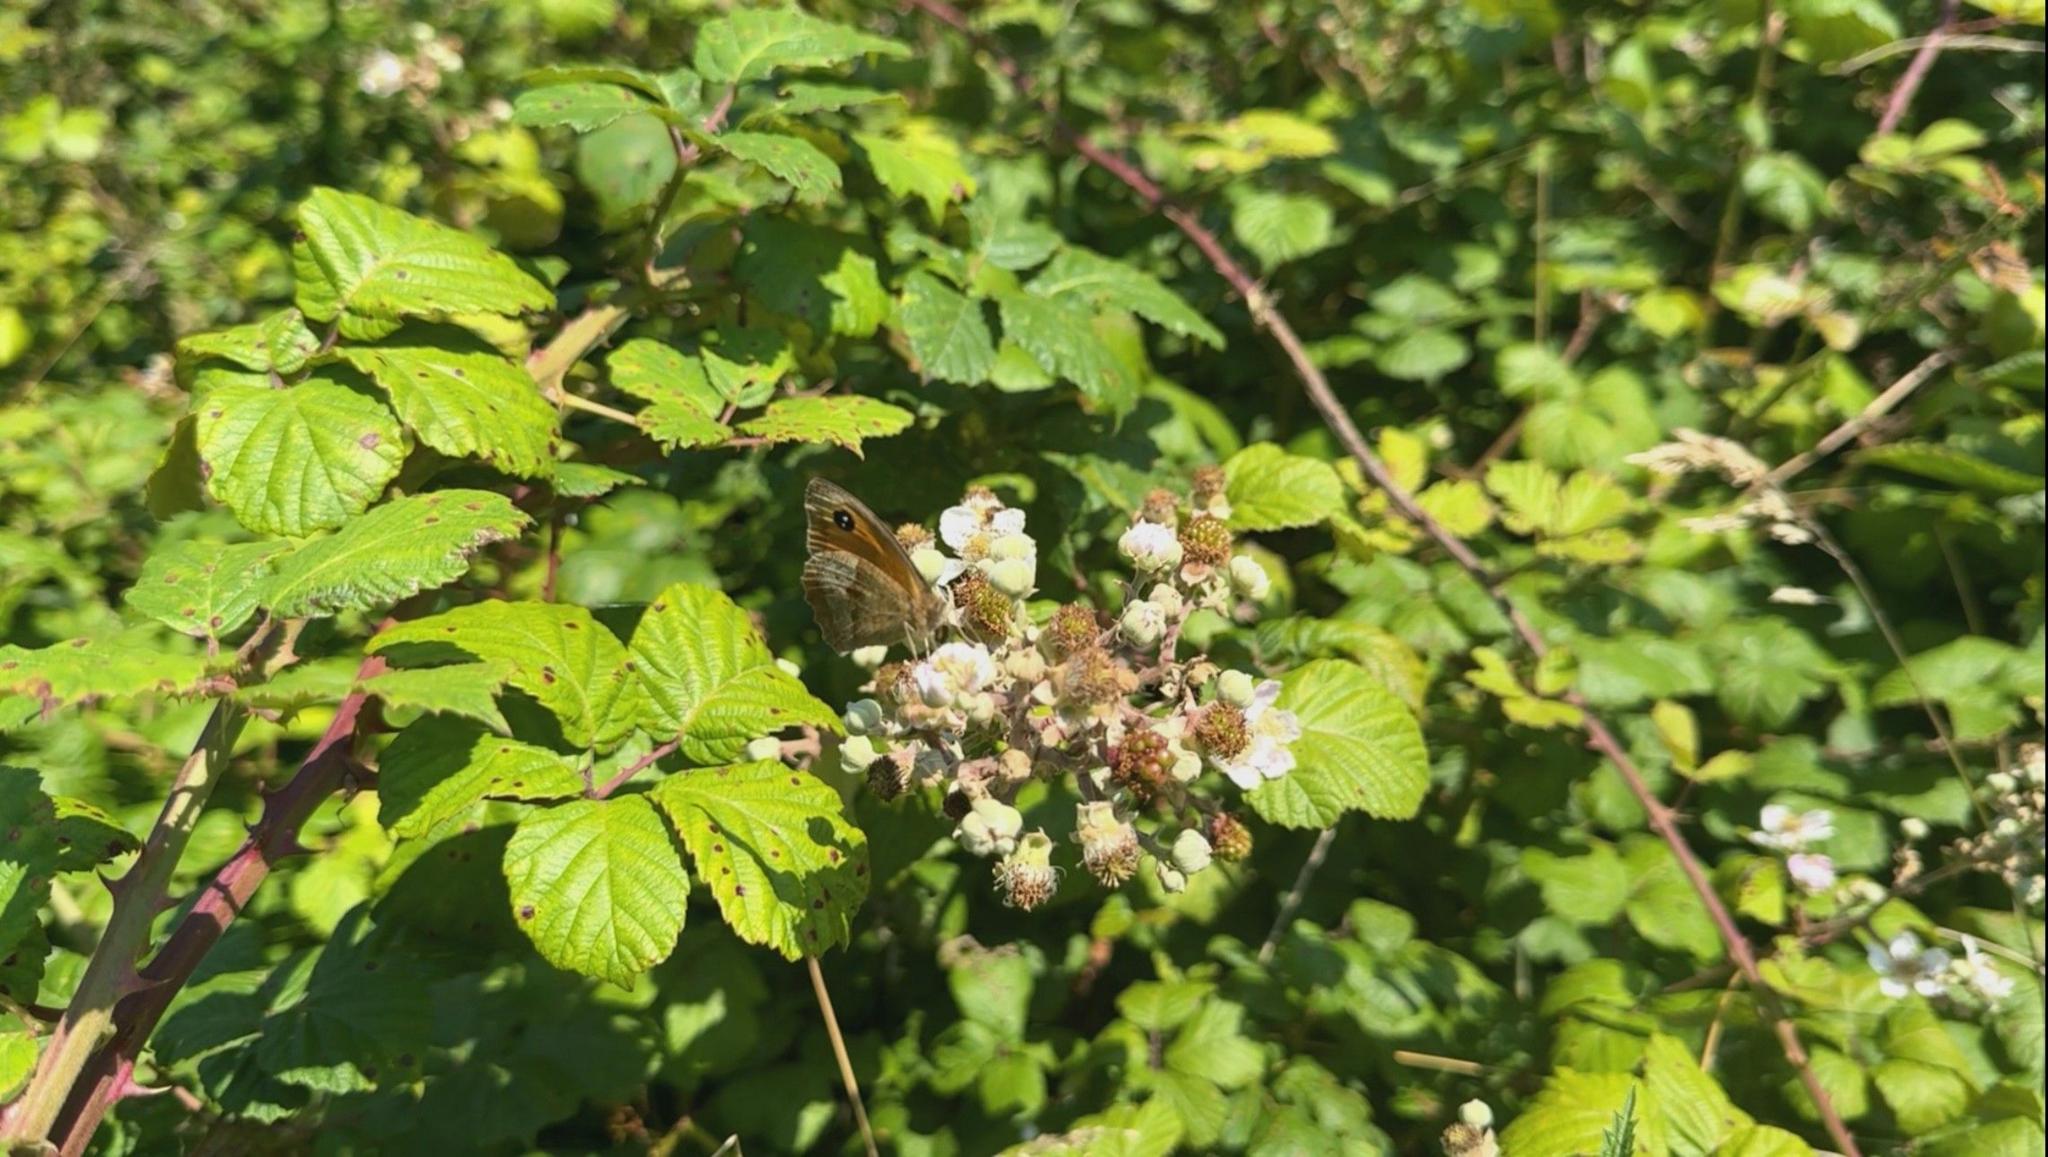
[833,510,855,531]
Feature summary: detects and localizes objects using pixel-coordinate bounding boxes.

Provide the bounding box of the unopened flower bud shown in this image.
[1171,750,1203,783]
[1147,583,1184,620]
[1227,554,1271,600]
[1459,1100,1494,1130]
[956,811,1000,857]
[1119,520,1183,573]
[1987,772,2016,794]
[850,644,889,670]
[965,691,999,725]
[989,532,1035,562]
[971,798,1022,850]
[1171,829,1213,875]
[995,831,1058,910]
[843,699,885,736]
[986,557,1036,599]
[1901,817,1929,840]
[744,736,784,762]
[1217,670,1258,708]
[1156,863,1187,893]
[839,735,880,772]
[775,657,802,677]
[1119,600,1166,649]
[911,546,950,585]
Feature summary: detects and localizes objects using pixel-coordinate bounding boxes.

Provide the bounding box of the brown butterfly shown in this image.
[802,477,947,654]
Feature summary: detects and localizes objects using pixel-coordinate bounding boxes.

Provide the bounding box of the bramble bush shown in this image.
[1,1,2044,1155]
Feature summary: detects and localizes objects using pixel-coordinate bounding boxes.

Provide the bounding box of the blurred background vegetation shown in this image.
[2,0,2043,1154]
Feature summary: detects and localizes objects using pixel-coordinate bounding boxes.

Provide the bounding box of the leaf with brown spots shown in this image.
[371,601,643,751]
[651,759,867,960]
[262,490,528,620]
[336,346,559,479]
[502,796,689,985]
[0,633,207,712]
[628,582,840,764]
[193,378,409,536]
[378,716,586,839]
[125,539,291,644]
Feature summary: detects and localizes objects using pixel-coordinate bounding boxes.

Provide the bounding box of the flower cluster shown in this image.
[1866,930,2016,1006]
[1747,803,1838,895]
[836,474,1295,910]
[1948,742,2045,909]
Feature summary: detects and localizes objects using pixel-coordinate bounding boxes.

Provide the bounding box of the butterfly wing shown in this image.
[802,550,924,652]
[802,478,944,652]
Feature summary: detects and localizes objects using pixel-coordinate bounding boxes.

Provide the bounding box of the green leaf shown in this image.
[1229,189,1335,268]
[378,716,586,838]
[855,122,974,220]
[1222,443,1344,530]
[651,759,868,959]
[627,582,839,764]
[358,662,509,733]
[895,270,996,384]
[503,796,689,985]
[1501,1072,1666,1157]
[716,131,842,203]
[0,769,57,964]
[1117,980,1212,1032]
[735,395,914,457]
[335,346,558,478]
[640,401,735,450]
[769,81,898,117]
[177,309,320,376]
[292,188,551,334]
[1165,1000,1264,1089]
[1374,327,1471,382]
[125,540,290,643]
[253,909,428,1092]
[1873,1058,1974,1134]
[999,290,1135,412]
[1742,153,1834,232]
[609,338,726,413]
[262,491,528,619]
[965,200,1062,272]
[1621,836,1723,961]
[48,797,139,872]
[1643,1033,1750,1155]
[370,602,642,751]
[1524,843,1631,926]
[512,82,657,132]
[1719,1125,1814,1157]
[194,379,408,536]
[1708,619,1832,729]
[1854,442,2043,496]
[1246,660,1429,827]
[693,5,907,84]
[1028,248,1225,349]
[0,633,206,710]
